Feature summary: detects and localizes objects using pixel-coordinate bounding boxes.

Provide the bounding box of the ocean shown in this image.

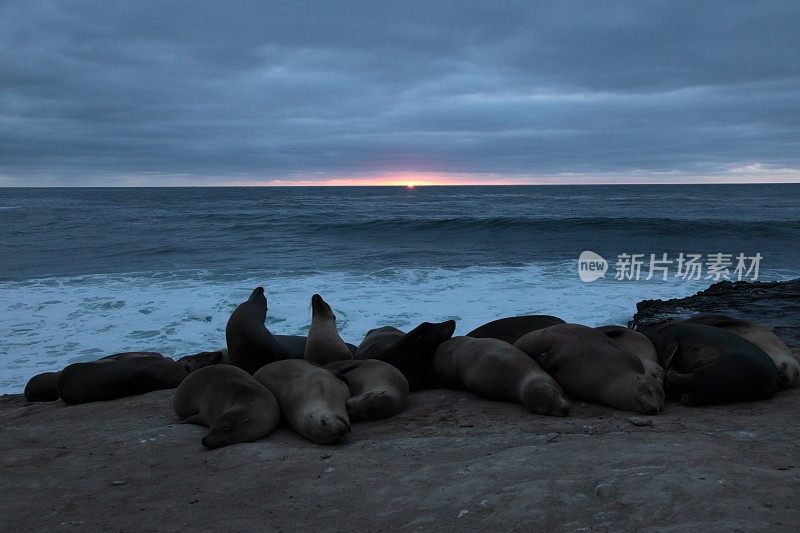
[1,184,799,394]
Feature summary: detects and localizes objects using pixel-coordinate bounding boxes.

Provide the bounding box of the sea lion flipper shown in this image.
[661,340,679,369]
[180,413,205,425]
[333,362,361,375]
[327,369,351,387]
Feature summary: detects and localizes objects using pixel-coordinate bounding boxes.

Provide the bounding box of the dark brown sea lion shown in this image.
[466,315,566,345]
[679,314,799,389]
[515,324,664,415]
[225,287,283,374]
[643,322,777,405]
[23,351,166,402]
[57,356,187,404]
[355,320,456,389]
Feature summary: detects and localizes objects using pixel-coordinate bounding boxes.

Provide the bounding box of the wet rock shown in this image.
[629,279,800,350]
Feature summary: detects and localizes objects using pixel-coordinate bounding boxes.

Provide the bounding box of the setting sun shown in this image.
[405,184,416,189]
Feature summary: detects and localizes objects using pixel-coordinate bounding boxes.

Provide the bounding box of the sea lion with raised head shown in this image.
[643,322,777,405]
[679,314,799,389]
[514,324,665,415]
[304,294,353,365]
[173,365,281,449]
[355,320,456,390]
[325,359,409,422]
[225,287,283,374]
[596,326,664,383]
[466,315,566,345]
[254,360,351,445]
[57,356,187,404]
[432,336,570,417]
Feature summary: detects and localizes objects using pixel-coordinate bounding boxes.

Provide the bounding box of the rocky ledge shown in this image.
[630,279,800,351]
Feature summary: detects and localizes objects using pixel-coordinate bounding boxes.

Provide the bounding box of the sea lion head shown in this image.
[177,350,224,374]
[521,379,570,417]
[422,319,457,350]
[311,293,336,321]
[304,407,351,445]
[248,286,267,307]
[628,374,665,415]
[202,407,257,449]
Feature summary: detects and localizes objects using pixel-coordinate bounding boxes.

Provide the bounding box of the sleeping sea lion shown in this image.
[173,365,281,449]
[325,359,409,422]
[466,315,566,345]
[57,356,187,404]
[432,336,570,416]
[254,360,351,445]
[679,314,799,389]
[514,324,664,415]
[596,326,664,383]
[643,322,777,405]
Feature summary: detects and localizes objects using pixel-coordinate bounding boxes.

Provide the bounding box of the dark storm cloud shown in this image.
[1,1,799,184]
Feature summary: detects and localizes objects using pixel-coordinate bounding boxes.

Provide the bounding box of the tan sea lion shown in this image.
[254,360,351,445]
[432,336,570,417]
[596,326,664,383]
[173,365,281,449]
[680,314,799,389]
[304,294,353,365]
[325,359,409,422]
[514,324,664,415]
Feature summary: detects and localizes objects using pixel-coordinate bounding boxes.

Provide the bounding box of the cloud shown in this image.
[1,1,799,184]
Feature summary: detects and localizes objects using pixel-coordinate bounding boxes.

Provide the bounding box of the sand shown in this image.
[2,386,799,531]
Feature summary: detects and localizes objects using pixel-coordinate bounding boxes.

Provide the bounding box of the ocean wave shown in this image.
[309,216,800,236]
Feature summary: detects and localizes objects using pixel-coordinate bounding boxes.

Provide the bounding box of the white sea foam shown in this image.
[0,263,786,394]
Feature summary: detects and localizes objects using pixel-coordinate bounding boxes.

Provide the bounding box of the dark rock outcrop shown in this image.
[630,279,800,351]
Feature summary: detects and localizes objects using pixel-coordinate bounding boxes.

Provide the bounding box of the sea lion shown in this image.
[514,324,664,415]
[173,365,280,449]
[225,287,283,374]
[466,315,566,345]
[679,314,799,389]
[272,336,357,358]
[355,320,456,390]
[23,351,166,402]
[304,294,353,365]
[643,322,777,405]
[254,360,351,445]
[596,326,664,383]
[325,359,409,422]
[431,337,570,417]
[176,349,226,373]
[24,372,60,402]
[57,356,187,404]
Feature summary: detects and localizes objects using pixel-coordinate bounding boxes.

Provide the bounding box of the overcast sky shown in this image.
[1,1,799,185]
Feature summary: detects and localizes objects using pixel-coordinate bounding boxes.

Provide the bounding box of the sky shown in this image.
[1,1,799,186]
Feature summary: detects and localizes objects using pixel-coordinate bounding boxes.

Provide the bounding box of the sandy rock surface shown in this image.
[2,386,799,531]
